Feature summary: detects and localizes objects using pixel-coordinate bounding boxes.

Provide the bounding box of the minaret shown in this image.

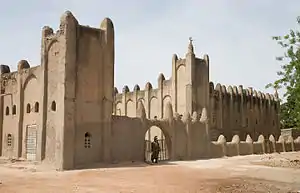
[185,37,196,114]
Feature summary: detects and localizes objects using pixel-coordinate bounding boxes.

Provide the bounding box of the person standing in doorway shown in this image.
[151,136,160,163]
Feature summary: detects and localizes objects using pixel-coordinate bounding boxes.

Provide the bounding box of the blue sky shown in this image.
[0,0,299,98]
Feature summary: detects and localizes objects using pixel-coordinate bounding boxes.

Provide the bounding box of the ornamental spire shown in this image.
[188,37,194,54]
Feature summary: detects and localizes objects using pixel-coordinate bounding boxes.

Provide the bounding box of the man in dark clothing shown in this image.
[151,136,160,163]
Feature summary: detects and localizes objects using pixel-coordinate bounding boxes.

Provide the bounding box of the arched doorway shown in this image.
[144,126,169,163]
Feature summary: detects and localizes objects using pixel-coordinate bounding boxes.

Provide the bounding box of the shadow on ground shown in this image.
[74,160,176,170]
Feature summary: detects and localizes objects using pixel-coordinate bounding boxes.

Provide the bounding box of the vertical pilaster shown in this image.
[145,83,152,119]
[17,73,23,158]
[158,74,164,119]
[171,54,178,113]
[122,86,128,116]
[38,26,54,162]
[0,72,4,156]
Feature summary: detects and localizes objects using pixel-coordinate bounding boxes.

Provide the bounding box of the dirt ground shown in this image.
[0,152,300,193]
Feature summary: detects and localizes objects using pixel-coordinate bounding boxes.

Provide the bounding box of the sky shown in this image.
[0,0,299,98]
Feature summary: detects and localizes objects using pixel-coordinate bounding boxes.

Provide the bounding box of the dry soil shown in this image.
[0,152,300,193]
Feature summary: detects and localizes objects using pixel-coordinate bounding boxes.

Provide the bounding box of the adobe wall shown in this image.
[73,17,114,167]
[0,11,283,171]
[40,13,74,169]
[209,83,280,141]
[1,63,42,160]
[93,102,209,167]
[1,70,19,158]
[40,11,115,170]
[113,44,208,120]
[113,43,279,143]
[114,76,173,120]
[210,134,300,158]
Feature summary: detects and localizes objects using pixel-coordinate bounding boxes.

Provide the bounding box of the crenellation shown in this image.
[238,85,243,94]
[257,134,265,142]
[114,87,118,95]
[122,85,130,93]
[269,134,276,142]
[265,93,270,101]
[227,85,233,96]
[231,135,240,143]
[217,135,226,144]
[270,94,275,101]
[209,82,214,94]
[215,83,222,92]
[191,111,199,122]
[100,18,114,44]
[145,82,152,90]
[232,86,238,95]
[182,112,191,124]
[205,80,280,140]
[261,92,266,100]
[203,54,209,66]
[0,65,11,75]
[246,134,253,143]
[253,90,258,98]
[59,11,78,35]
[17,60,30,71]
[278,135,285,143]
[133,84,140,92]
[248,87,253,95]
[221,85,227,95]
[42,26,54,38]
[210,133,300,157]
[158,73,165,83]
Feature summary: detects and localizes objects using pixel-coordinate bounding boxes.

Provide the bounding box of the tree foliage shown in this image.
[266,17,300,129]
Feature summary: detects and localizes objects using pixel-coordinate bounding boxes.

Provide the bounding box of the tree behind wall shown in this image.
[266,16,300,129]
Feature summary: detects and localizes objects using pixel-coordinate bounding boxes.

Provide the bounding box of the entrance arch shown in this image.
[144,125,170,163]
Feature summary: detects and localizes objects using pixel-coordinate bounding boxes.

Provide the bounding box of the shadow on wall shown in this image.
[210,134,300,158]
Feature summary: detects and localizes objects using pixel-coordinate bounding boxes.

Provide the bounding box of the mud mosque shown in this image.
[1,11,298,171]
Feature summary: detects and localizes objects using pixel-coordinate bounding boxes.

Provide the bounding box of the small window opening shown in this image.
[51,101,56,111]
[256,119,258,124]
[5,106,9,115]
[84,132,91,148]
[12,105,16,115]
[26,104,31,113]
[154,116,157,120]
[212,113,216,123]
[7,134,12,147]
[34,102,39,113]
